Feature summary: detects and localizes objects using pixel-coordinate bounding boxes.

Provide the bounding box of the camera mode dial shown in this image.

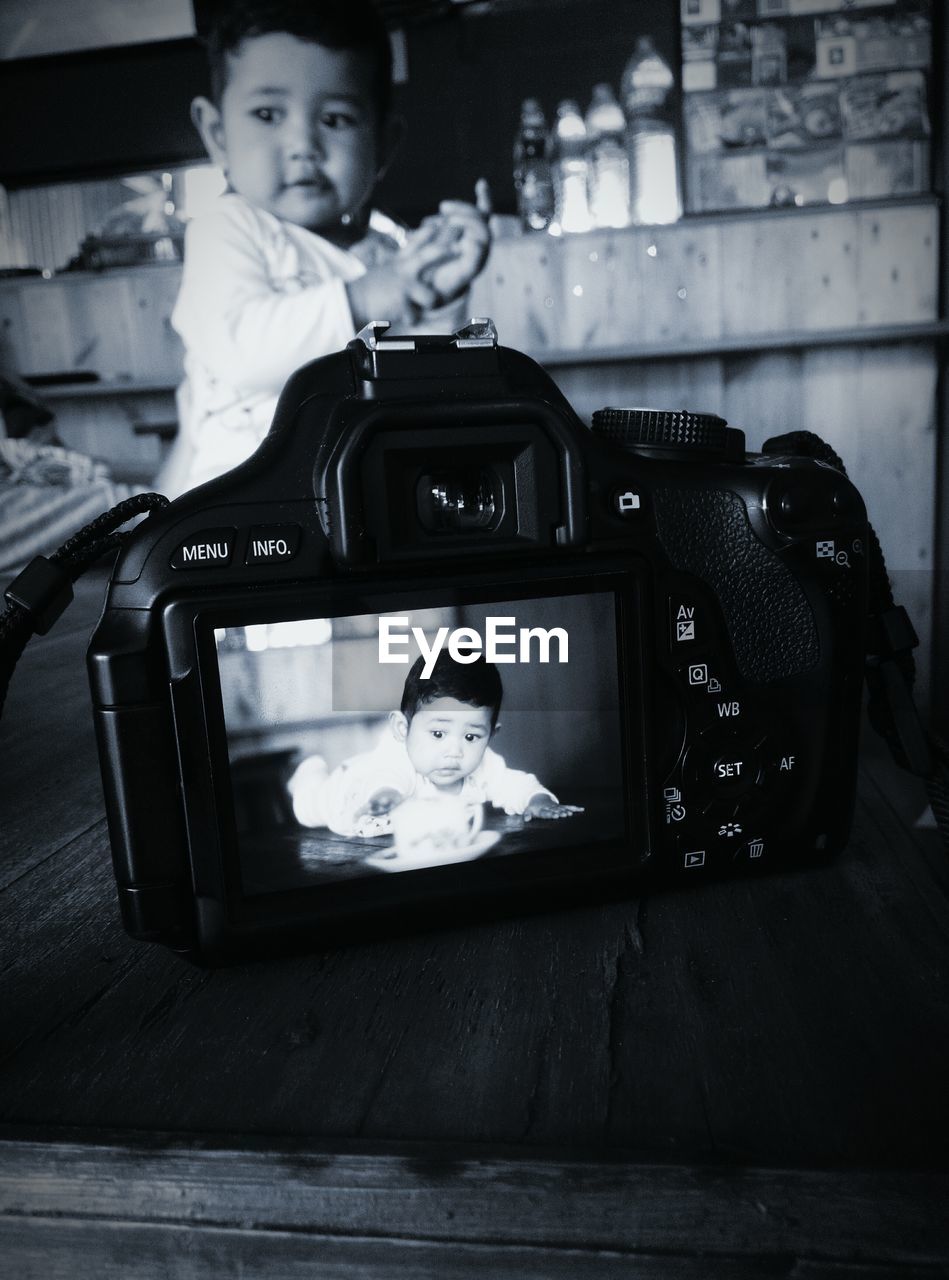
[592,408,729,458]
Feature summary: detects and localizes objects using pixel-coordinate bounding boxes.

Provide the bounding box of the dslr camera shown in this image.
[88,320,867,961]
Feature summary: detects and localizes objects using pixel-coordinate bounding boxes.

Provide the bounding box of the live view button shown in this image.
[245,525,301,565]
[170,528,236,569]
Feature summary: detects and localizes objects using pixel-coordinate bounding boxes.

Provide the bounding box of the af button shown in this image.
[761,743,801,794]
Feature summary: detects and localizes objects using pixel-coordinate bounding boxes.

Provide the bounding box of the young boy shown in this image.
[161,0,491,496]
[289,652,583,838]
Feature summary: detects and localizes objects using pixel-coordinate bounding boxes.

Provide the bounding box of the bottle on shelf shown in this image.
[585,83,630,230]
[620,35,681,225]
[513,97,555,232]
[551,99,592,235]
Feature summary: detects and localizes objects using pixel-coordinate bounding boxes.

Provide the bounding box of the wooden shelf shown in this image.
[28,378,177,400]
[27,318,949,393]
[533,320,949,367]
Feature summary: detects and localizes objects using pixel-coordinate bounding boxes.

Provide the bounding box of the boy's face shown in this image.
[393,698,494,791]
[195,33,382,232]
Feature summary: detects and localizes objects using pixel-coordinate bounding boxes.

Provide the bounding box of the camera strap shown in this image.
[0,492,168,718]
[763,431,949,851]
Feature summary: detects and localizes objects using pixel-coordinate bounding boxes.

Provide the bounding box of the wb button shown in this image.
[245,525,301,565]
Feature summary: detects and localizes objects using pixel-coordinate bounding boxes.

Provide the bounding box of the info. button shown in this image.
[245,524,301,565]
[170,528,236,570]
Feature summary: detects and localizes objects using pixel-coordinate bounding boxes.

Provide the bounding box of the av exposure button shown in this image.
[246,525,301,564]
[668,596,705,650]
[170,528,236,569]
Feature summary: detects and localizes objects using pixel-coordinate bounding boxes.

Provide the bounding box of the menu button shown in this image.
[170,528,236,570]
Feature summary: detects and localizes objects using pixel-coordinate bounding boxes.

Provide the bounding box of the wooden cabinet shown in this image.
[470,200,938,353]
[0,263,184,483]
[0,262,184,383]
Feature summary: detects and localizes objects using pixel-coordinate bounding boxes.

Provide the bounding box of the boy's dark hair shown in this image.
[201,0,393,119]
[401,652,503,728]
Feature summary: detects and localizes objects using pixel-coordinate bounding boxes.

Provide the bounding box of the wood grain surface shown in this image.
[2,1139,947,1278]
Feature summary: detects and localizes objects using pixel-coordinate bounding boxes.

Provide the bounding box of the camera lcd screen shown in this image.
[211,588,628,897]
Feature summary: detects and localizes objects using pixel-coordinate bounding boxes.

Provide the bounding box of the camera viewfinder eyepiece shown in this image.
[417,469,500,533]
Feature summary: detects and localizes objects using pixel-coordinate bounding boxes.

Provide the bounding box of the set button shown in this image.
[710,748,759,797]
[684,726,767,802]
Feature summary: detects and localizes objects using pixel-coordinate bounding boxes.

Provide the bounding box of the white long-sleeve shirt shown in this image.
[288,733,556,838]
[162,193,462,496]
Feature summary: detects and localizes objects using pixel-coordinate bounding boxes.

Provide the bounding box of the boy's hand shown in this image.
[522,795,585,822]
[412,179,492,307]
[346,181,491,325]
[346,249,439,329]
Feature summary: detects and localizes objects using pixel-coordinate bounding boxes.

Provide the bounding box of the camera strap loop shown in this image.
[0,492,169,719]
[763,431,949,852]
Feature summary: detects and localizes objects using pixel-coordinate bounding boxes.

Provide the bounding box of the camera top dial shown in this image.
[591,408,732,460]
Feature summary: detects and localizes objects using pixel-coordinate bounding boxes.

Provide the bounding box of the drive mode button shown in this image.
[170,528,236,569]
[246,525,301,565]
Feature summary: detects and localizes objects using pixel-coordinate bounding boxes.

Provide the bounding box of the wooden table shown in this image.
[1,571,947,1278]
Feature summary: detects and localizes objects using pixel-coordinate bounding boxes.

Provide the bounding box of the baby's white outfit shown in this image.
[288,733,556,838]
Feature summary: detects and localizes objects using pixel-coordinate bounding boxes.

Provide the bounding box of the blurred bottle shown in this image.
[621,35,681,225]
[551,99,592,234]
[585,83,630,229]
[513,98,554,232]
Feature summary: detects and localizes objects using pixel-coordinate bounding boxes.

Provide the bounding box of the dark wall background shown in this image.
[0,40,208,184]
[0,3,676,218]
[378,4,678,221]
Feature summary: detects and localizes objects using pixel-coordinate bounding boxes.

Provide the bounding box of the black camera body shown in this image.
[88,321,868,961]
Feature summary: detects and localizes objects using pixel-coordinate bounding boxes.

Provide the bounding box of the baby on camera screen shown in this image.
[288,650,584,838]
[214,590,626,892]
